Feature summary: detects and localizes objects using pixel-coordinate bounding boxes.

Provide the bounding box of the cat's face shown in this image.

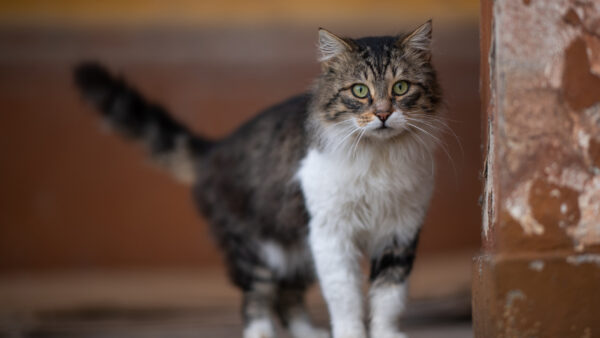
[312,21,440,144]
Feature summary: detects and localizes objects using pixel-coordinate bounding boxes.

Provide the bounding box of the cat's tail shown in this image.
[74,62,212,185]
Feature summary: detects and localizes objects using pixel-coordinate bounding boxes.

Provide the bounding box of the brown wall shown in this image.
[474,1,600,336]
[0,2,481,271]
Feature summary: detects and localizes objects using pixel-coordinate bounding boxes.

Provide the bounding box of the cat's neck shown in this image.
[317,124,433,160]
[308,130,435,182]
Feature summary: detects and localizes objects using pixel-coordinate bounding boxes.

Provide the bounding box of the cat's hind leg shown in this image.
[225,239,278,338]
[242,277,277,338]
[275,282,330,338]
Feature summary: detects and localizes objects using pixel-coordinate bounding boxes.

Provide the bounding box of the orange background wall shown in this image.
[0,1,480,271]
[0,1,478,26]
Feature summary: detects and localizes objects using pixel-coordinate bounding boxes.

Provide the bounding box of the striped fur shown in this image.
[75,63,212,184]
[74,20,442,338]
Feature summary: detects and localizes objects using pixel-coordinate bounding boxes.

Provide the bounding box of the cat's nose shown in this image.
[375,100,391,113]
[375,112,391,122]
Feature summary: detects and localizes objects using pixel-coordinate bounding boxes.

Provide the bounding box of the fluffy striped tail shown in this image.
[74,62,212,184]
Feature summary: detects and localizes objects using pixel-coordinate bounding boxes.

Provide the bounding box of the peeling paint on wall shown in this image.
[571,176,600,248]
[503,289,526,332]
[476,1,600,336]
[492,0,600,250]
[563,37,600,111]
[506,180,545,235]
[500,289,541,337]
[529,260,545,271]
[482,118,495,238]
[566,254,600,266]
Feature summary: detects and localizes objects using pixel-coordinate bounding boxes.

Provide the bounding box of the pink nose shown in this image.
[375,112,391,122]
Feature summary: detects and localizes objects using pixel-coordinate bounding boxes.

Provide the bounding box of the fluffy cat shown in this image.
[74,20,441,338]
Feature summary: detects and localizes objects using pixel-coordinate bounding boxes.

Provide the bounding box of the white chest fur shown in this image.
[296,144,434,250]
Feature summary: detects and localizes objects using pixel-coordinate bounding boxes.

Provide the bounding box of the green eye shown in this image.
[392,81,410,96]
[351,84,369,98]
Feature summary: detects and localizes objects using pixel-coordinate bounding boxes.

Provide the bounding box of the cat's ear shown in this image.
[318,28,354,62]
[398,20,432,59]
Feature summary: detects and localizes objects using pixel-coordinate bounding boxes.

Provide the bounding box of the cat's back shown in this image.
[194,93,312,242]
[207,92,310,174]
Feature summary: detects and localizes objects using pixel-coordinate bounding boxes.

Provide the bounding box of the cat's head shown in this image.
[310,20,441,148]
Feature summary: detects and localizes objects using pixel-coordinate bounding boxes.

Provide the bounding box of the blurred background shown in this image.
[0,1,480,337]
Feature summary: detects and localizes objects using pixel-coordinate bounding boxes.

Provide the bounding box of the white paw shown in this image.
[369,331,407,338]
[332,321,367,338]
[243,318,276,338]
[304,327,330,338]
[290,321,330,338]
[332,330,367,338]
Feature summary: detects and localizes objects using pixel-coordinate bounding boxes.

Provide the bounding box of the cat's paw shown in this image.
[302,327,330,338]
[332,328,367,338]
[369,331,407,338]
[290,322,330,338]
[243,318,276,338]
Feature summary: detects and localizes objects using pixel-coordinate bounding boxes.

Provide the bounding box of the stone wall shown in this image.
[474,1,600,336]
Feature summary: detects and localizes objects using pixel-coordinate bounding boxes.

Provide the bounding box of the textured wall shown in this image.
[475,0,600,336]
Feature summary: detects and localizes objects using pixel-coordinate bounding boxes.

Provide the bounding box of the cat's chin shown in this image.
[368,126,406,140]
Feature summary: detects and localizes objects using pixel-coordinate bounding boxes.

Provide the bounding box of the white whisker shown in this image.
[409,131,435,177]
[351,128,367,159]
[405,120,457,179]
[332,127,361,152]
[408,114,464,158]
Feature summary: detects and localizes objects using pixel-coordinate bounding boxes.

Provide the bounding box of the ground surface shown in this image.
[0,256,472,337]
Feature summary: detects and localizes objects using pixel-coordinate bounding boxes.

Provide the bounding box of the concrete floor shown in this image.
[1,303,472,338]
[0,264,473,338]
[5,322,472,338]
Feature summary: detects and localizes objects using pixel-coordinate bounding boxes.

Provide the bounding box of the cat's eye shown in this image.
[351,84,369,98]
[392,81,410,96]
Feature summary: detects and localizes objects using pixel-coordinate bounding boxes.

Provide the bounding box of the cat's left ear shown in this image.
[318,28,355,62]
[398,20,432,60]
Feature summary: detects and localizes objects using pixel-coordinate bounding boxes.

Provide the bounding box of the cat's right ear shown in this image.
[318,28,354,62]
[398,20,433,61]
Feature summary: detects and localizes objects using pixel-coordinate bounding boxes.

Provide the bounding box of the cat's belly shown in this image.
[296,147,434,246]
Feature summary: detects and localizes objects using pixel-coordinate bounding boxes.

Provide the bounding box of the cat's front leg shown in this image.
[368,234,419,338]
[309,220,366,338]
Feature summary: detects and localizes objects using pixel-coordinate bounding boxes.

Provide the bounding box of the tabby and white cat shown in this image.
[75,20,441,338]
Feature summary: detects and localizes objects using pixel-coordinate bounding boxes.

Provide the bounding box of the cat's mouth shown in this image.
[370,125,406,139]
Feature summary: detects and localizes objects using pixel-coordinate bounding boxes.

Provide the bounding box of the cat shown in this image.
[74,20,441,338]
